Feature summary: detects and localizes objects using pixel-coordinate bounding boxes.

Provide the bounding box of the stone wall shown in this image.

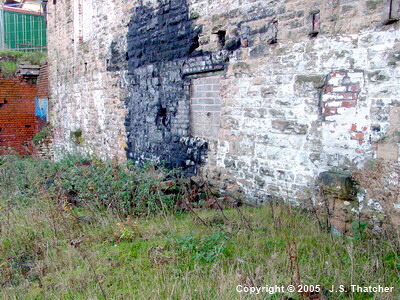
[46,0,130,161]
[47,0,400,208]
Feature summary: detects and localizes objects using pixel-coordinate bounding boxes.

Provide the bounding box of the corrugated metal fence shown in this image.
[0,7,46,51]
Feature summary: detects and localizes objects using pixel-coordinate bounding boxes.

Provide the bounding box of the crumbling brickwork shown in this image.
[35,63,49,131]
[47,0,400,208]
[36,64,49,99]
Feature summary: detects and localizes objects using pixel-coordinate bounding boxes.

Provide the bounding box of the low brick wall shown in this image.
[0,76,39,155]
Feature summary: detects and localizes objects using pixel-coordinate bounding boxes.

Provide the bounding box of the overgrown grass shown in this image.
[0,50,47,77]
[0,155,399,299]
[0,61,17,77]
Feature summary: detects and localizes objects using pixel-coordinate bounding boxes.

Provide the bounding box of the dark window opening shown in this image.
[156,106,169,129]
[160,107,167,126]
[25,125,31,128]
[188,35,200,54]
[216,30,226,48]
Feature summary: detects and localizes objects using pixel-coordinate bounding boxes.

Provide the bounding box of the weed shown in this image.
[351,220,368,240]
[0,154,185,216]
[70,129,84,145]
[32,124,53,145]
[175,230,231,263]
[0,61,17,77]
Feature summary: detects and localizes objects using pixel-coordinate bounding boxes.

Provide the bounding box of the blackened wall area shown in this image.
[123,0,224,174]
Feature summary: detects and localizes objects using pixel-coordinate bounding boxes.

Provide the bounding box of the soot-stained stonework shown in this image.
[121,0,224,174]
[127,0,204,68]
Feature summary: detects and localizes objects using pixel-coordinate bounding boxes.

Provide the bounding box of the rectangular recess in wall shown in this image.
[189,73,223,140]
[309,10,320,37]
[384,0,400,24]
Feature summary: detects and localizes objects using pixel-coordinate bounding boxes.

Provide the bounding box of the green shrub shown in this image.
[0,154,184,216]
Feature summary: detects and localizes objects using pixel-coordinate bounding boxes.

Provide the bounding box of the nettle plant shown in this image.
[0,153,185,217]
[175,230,231,263]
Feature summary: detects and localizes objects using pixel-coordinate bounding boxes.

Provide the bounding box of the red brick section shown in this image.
[0,76,38,155]
[350,124,368,145]
[322,71,362,118]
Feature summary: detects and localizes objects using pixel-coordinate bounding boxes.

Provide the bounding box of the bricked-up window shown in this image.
[73,0,93,43]
[385,0,400,24]
[321,71,363,121]
[190,75,222,140]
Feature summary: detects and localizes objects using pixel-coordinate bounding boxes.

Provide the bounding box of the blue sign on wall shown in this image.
[34,97,48,120]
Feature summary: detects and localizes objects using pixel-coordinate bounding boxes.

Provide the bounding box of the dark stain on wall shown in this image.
[104,1,287,174]
[127,0,204,68]
[110,0,224,175]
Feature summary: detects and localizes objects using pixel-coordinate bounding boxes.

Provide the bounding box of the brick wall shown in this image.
[0,76,38,155]
[36,64,49,99]
[36,63,49,131]
[190,75,222,140]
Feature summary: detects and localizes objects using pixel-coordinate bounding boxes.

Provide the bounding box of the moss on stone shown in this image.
[319,171,357,200]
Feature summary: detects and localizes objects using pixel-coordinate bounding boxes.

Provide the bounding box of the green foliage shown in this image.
[0,49,25,58]
[384,252,400,270]
[0,50,47,65]
[0,61,17,77]
[20,51,47,65]
[0,154,184,216]
[0,50,47,76]
[351,220,368,240]
[32,124,53,145]
[70,129,84,145]
[175,230,231,263]
[1,156,400,299]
